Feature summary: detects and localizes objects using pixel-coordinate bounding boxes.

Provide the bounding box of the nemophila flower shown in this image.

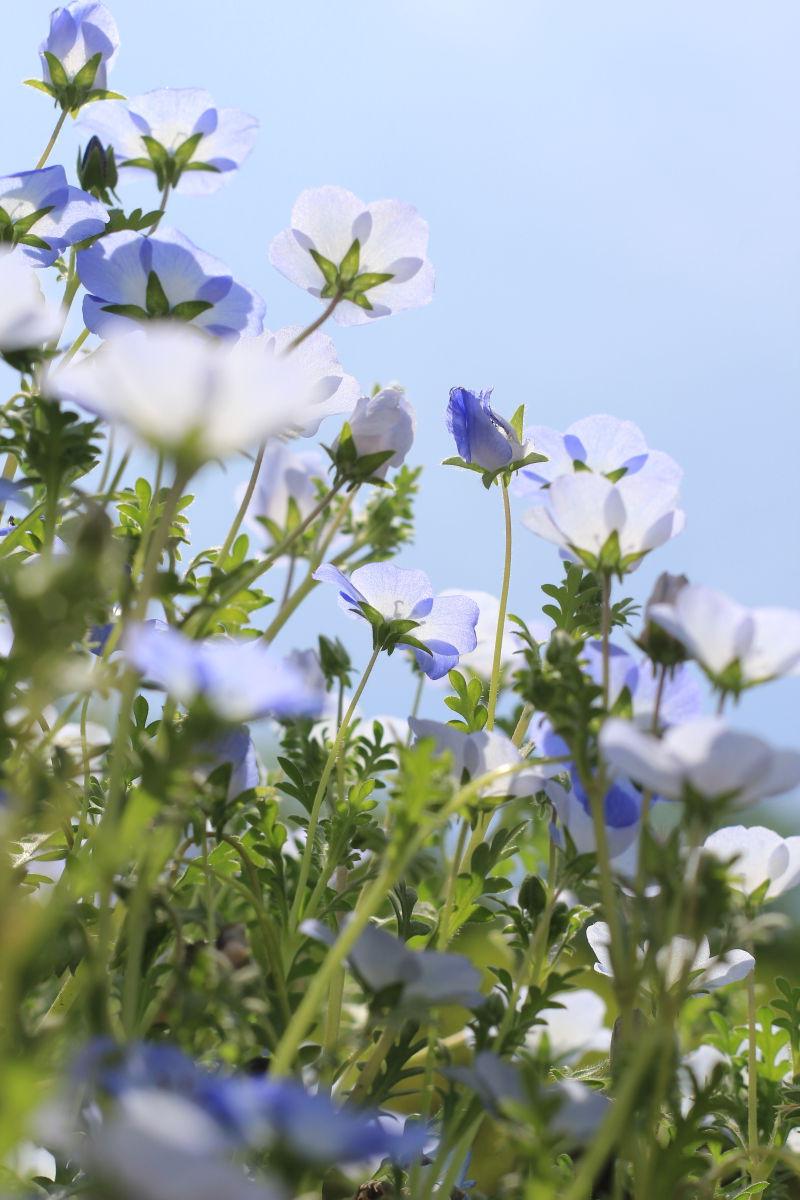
[587,921,754,991]
[269,185,434,325]
[256,326,360,436]
[439,590,520,679]
[123,623,324,722]
[578,640,703,729]
[515,413,682,497]
[79,88,258,195]
[523,471,684,572]
[0,250,61,354]
[242,443,328,550]
[703,826,800,900]
[0,166,107,267]
[446,387,531,473]
[50,323,317,462]
[313,562,479,680]
[77,228,265,339]
[647,583,800,690]
[679,1045,728,1116]
[546,771,644,859]
[525,989,610,1061]
[77,134,119,203]
[196,727,259,801]
[636,571,691,667]
[600,716,800,805]
[301,919,484,1009]
[334,386,416,481]
[546,1080,611,1144]
[446,1051,524,1114]
[409,718,549,798]
[35,2,120,110]
[5,1141,56,1183]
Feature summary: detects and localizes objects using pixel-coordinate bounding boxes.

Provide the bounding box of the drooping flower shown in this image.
[340,386,416,478]
[703,825,800,900]
[255,326,360,436]
[600,716,800,805]
[301,919,484,1009]
[123,623,324,722]
[269,185,434,325]
[515,414,682,497]
[525,989,610,1061]
[79,88,258,195]
[77,228,265,339]
[0,166,108,267]
[49,323,318,462]
[409,717,549,798]
[242,443,329,551]
[446,387,529,472]
[647,583,800,689]
[587,921,754,991]
[39,2,120,92]
[522,471,684,572]
[0,249,61,353]
[312,562,479,679]
[439,589,522,679]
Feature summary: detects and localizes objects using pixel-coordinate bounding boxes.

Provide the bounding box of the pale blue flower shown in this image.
[0,249,61,350]
[0,166,108,267]
[342,386,416,478]
[79,88,258,196]
[40,2,119,90]
[123,623,324,722]
[446,387,527,471]
[200,728,259,800]
[255,326,360,436]
[301,919,484,1009]
[77,228,265,338]
[269,185,434,325]
[409,717,550,798]
[515,413,682,498]
[313,562,479,679]
[242,442,328,551]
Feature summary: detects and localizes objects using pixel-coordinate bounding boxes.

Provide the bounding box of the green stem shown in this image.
[346,1026,396,1105]
[147,182,171,235]
[35,109,68,170]
[287,644,382,931]
[60,327,90,366]
[747,966,762,1182]
[600,569,611,709]
[486,479,512,730]
[216,442,266,569]
[287,295,342,351]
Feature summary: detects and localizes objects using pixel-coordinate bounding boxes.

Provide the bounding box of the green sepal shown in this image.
[172,132,204,170]
[347,291,373,310]
[17,234,52,251]
[43,51,69,90]
[169,299,213,321]
[11,206,54,238]
[338,237,361,283]
[24,79,57,98]
[515,450,548,469]
[120,157,156,172]
[71,51,102,90]
[181,161,221,173]
[145,271,170,317]
[509,404,525,442]
[84,88,126,103]
[101,303,150,319]
[349,271,393,291]
[309,248,339,288]
[441,456,486,475]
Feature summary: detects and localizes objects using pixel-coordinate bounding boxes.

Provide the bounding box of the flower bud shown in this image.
[77,137,118,203]
[447,386,527,471]
[637,571,689,666]
[336,386,415,480]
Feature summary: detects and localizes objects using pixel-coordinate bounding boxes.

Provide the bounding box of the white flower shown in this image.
[522,471,684,571]
[600,716,800,804]
[703,825,800,899]
[587,921,754,991]
[242,442,328,549]
[49,323,325,463]
[525,989,610,1061]
[409,717,548,798]
[679,1045,728,1115]
[546,1079,611,1143]
[545,778,641,861]
[269,185,434,325]
[256,326,360,436]
[342,386,416,477]
[5,1141,56,1181]
[648,583,800,686]
[0,250,61,351]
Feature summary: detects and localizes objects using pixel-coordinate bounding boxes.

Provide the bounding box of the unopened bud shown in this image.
[636,571,689,667]
[77,137,118,203]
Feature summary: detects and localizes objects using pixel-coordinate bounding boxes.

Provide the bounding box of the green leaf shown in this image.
[338,237,361,282]
[309,248,339,287]
[43,51,69,90]
[173,132,204,170]
[72,51,103,90]
[101,303,149,319]
[169,299,213,321]
[145,271,170,317]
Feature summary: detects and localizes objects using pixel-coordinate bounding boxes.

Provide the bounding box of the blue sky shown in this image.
[4,2,800,766]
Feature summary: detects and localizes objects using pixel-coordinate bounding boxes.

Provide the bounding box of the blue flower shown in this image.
[200,727,259,800]
[123,623,324,722]
[79,88,258,196]
[313,562,479,680]
[0,166,108,267]
[77,228,265,339]
[76,1040,427,1166]
[302,918,485,1009]
[446,387,527,472]
[40,2,119,91]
